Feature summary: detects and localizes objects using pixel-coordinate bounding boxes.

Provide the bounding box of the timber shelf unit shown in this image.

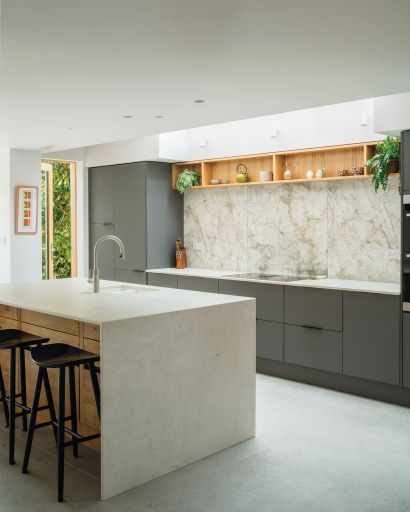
[172,141,397,190]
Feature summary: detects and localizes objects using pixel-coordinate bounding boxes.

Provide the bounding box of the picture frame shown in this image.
[15,186,38,234]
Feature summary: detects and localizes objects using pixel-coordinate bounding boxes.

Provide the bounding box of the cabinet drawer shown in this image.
[343,292,400,386]
[177,276,219,293]
[284,324,342,373]
[256,320,283,361]
[219,280,283,322]
[20,310,79,336]
[147,273,178,289]
[0,304,18,320]
[0,316,18,330]
[83,322,100,342]
[114,268,147,285]
[284,287,342,331]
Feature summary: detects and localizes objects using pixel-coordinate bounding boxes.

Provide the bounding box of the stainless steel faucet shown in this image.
[92,235,125,293]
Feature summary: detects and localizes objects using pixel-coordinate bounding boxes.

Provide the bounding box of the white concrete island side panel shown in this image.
[101,300,256,499]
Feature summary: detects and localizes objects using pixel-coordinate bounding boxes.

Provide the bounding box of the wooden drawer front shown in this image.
[0,316,18,330]
[343,292,400,386]
[80,338,100,451]
[284,324,342,373]
[114,268,147,285]
[0,304,18,320]
[83,322,100,342]
[21,310,79,336]
[219,280,283,322]
[20,323,80,422]
[256,320,283,361]
[147,273,178,289]
[284,287,342,331]
[177,276,219,293]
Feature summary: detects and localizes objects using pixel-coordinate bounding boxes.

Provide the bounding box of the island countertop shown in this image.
[0,277,252,325]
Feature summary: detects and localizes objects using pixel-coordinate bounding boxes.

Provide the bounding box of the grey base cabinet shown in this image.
[343,292,400,386]
[284,324,342,373]
[219,280,283,322]
[114,269,146,285]
[177,275,219,293]
[147,273,178,289]
[257,320,284,361]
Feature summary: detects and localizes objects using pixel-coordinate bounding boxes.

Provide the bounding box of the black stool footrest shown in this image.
[64,433,100,448]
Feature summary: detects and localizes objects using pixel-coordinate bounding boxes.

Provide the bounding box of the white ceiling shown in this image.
[1,0,410,151]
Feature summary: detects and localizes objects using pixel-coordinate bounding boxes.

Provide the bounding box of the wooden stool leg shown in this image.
[9,348,16,465]
[68,365,78,457]
[43,369,58,444]
[19,346,28,431]
[22,368,44,474]
[0,365,9,427]
[88,362,100,420]
[57,367,65,503]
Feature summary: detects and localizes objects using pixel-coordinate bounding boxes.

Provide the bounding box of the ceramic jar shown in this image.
[284,169,292,180]
[260,170,273,182]
[306,169,314,179]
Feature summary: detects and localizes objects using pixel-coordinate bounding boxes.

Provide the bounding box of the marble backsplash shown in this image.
[183,176,400,282]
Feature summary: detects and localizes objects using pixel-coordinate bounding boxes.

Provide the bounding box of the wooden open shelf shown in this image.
[172,142,382,190]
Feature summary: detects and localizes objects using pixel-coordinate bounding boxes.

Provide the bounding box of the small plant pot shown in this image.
[389,159,399,173]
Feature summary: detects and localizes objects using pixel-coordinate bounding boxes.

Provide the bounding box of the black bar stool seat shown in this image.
[23,342,101,503]
[0,329,49,349]
[30,343,100,368]
[0,328,50,465]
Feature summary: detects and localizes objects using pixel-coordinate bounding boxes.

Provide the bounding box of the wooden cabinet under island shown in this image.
[0,278,255,500]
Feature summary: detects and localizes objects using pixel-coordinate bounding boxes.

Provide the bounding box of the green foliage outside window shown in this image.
[41,161,72,279]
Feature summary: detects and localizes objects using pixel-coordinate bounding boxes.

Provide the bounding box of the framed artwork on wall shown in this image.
[15,186,38,234]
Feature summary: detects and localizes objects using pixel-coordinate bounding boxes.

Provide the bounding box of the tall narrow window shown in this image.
[41,160,77,279]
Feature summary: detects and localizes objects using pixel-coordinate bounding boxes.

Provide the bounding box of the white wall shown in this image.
[374,91,410,135]
[9,149,42,282]
[158,99,384,161]
[0,149,11,282]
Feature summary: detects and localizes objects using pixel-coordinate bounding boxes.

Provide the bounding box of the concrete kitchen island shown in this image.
[0,278,256,500]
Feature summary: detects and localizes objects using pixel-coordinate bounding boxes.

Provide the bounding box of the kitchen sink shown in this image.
[100,285,156,294]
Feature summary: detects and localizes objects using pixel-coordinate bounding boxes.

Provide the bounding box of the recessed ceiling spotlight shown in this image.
[154,114,164,118]
[122,115,133,119]
[194,99,205,103]
[67,126,75,130]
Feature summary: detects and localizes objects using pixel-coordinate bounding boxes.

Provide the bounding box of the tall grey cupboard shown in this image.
[89,161,183,283]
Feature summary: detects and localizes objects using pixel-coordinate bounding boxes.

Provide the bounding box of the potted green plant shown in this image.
[176,168,201,194]
[366,136,400,192]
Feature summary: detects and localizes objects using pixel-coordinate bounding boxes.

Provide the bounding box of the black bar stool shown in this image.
[0,329,51,465]
[22,343,101,503]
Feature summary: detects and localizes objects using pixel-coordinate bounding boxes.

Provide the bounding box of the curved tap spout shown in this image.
[92,235,125,293]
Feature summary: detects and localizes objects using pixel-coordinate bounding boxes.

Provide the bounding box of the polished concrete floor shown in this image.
[1,374,410,512]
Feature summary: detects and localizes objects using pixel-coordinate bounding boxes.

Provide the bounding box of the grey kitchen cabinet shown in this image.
[177,275,219,293]
[401,130,410,193]
[113,163,147,271]
[89,223,115,280]
[403,313,410,388]
[219,280,283,322]
[343,292,400,386]
[147,273,178,289]
[284,287,342,331]
[114,269,147,285]
[89,161,183,281]
[256,320,284,361]
[284,324,343,373]
[89,165,115,224]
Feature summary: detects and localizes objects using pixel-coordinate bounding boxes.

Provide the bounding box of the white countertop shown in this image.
[147,268,400,295]
[0,278,252,325]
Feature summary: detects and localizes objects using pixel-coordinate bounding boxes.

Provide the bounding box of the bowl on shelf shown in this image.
[336,169,349,176]
[349,167,364,176]
[210,179,221,185]
[220,179,229,184]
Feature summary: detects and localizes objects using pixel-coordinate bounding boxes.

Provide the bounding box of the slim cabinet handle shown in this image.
[301,325,323,330]
[102,222,113,226]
